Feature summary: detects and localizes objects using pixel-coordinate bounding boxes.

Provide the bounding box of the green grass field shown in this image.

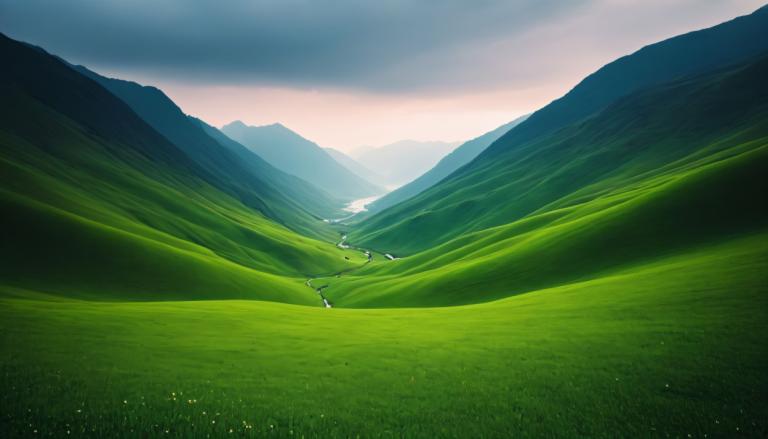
[2,235,766,437]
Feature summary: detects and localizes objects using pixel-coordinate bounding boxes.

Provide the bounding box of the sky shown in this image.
[1,0,764,151]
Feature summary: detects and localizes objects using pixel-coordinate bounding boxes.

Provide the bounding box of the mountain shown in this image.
[482,3,768,160]
[352,5,768,254]
[221,121,384,201]
[0,33,366,302]
[330,50,768,307]
[353,139,460,187]
[365,115,528,214]
[74,65,345,236]
[324,147,388,186]
[193,118,344,219]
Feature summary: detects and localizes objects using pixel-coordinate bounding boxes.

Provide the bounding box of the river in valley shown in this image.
[342,194,382,214]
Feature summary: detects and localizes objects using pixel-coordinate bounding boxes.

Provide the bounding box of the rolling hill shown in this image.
[221,121,383,201]
[3,235,765,436]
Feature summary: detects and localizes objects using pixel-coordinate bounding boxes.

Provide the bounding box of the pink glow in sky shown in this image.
[150,84,552,151]
[113,1,764,151]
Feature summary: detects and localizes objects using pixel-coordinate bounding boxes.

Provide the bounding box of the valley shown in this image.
[342,194,383,215]
[1,4,767,438]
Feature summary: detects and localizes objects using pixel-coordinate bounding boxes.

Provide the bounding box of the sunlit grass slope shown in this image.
[0,34,364,303]
[325,138,768,307]
[1,235,766,437]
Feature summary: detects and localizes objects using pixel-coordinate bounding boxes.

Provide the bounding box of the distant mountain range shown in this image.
[364,115,529,214]
[351,140,460,187]
[222,121,384,201]
[324,147,388,187]
[74,65,346,225]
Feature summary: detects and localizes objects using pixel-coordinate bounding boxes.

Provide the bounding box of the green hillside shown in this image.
[221,121,384,201]
[326,142,768,307]
[328,54,768,307]
[486,4,768,157]
[76,66,345,237]
[0,34,365,303]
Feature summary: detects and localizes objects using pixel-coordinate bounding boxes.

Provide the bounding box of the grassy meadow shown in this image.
[1,235,766,437]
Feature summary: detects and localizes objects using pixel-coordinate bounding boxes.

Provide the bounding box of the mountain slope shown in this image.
[329,52,768,307]
[353,6,768,254]
[353,139,459,187]
[324,147,388,186]
[365,115,528,214]
[221,121,383,200]
[0,33,366,303]
[75,66,342,238]
[194,118,344,220]
[483,4,768,159]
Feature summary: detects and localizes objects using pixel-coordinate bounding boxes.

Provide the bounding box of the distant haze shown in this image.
[353,140,461,187]
[1,0,763,151]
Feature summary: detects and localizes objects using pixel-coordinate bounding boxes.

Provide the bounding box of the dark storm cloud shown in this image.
[0,0,587,91]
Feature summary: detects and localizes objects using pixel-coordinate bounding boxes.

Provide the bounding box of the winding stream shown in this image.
[309,225,400,308]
